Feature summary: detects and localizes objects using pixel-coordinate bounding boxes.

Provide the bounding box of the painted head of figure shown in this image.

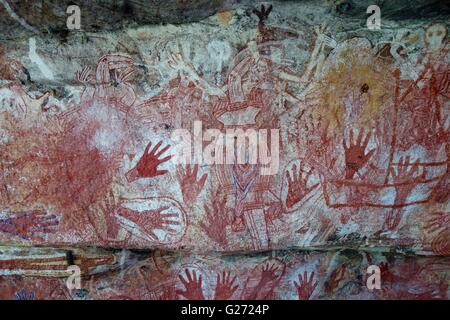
[425,23,447,52]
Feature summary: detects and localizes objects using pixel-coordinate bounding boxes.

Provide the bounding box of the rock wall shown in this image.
[0,0,449,300]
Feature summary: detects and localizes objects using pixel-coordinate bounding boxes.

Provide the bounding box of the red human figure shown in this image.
[214,271,239,300]
[343,129,375,179]
[176,269,205,300]
[126,140,171,182]
[95,54,136,112]
[177,164,207,205]
[293,271,318,300]
[75,54,136,112]
[285,162,319,208]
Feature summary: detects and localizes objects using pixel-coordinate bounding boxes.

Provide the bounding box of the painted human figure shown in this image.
[76,54,136,113]
[396,23,449,155]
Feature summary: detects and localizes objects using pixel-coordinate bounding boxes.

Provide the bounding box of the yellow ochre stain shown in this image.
[217,11,233,26]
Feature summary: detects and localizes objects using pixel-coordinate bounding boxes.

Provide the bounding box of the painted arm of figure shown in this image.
[76,66,94,85]
[96,54,134,85]
[227,55,252,103]
[75,66,94,100]
[302,24,333,82]
[12,86,52,119]
[168,52,226,97]
[276,24,335,108]
[282,23,335,90]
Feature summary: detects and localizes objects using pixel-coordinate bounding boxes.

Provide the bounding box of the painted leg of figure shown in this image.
[243,208,269,251]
